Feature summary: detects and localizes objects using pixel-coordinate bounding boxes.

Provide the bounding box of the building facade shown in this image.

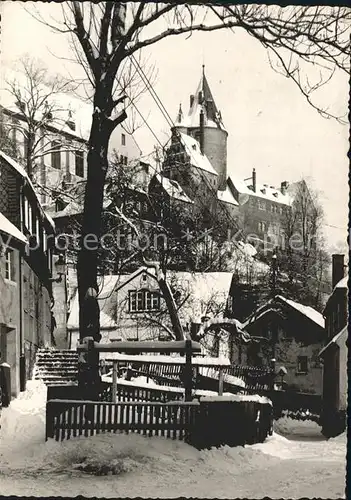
[319,254,348,437]
[242,294,326,395]
[0,150,55,396]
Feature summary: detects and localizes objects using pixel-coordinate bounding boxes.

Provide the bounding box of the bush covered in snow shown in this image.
[274,415,322,437]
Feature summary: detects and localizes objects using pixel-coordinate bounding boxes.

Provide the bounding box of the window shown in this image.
[258,200,266,210]
[51,141,61,169]
[258,221,266,232]
[75,150,84,177]
[23,196,29,230]
[297,356,308,374]
[5,248,16,282]
[121,133,126,146]
[129,289,160,312]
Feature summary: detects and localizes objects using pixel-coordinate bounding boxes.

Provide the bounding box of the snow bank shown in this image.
[0,380,47,452]
[274,416,322,437]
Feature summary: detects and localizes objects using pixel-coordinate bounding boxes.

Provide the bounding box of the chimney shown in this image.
[190,95,195,108]
[332,254,345,289]
[252,168,256,193]
[199,108,205,154]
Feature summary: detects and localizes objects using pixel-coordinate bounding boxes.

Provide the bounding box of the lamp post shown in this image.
[277,366,287,390]
[270,250,278,374]
[48,253,66,283]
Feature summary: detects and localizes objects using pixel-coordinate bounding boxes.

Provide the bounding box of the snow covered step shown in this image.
[34,348,80,386]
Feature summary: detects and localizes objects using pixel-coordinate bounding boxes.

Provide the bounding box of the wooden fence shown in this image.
[46,399,199,442]
[123,362,274,394]
[46,397,273,448]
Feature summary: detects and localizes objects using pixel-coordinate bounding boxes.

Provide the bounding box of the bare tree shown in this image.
[35,3,349,342]
[279,179,328,308]
[2,55,83,183]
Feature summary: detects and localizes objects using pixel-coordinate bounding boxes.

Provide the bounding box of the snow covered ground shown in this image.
[0,381,346,498]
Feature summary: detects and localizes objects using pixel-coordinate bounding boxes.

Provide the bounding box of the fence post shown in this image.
[45,401,54,441]
[112,360,117,403]
[184,339,192,402]
[218,368,224,396]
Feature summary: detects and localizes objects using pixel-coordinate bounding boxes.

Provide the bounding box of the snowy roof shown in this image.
[170,271,234,324]
[0,212,27,244]
[228,174,293,206]
[67,291,118,331]
[319,325,347,356]
[277,296,325,328]
[179,133,218,176]
[334,276,348,291]
[0,151,55,230]
[175,68,226,131]
[243,295,325,330]
[154,174,193,204]
[217,184,239,206]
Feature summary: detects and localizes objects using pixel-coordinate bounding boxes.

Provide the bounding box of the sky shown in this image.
[1,2,349,254]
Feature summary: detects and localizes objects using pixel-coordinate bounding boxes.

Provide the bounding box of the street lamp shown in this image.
[49,253,66,283]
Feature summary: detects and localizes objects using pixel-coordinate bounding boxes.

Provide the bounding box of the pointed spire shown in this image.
[183,66,225,130]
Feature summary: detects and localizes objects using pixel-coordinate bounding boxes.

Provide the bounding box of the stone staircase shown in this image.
[34,348,78,386]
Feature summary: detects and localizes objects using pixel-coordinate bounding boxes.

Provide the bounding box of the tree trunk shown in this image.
[77,102,112,341]
[157,276,185,341]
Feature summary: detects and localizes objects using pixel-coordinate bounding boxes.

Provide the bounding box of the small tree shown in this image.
[3,55,81,182]
[279,180,328,308]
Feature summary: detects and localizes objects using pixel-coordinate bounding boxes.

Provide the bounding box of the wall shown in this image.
[337,330,347,411]
[0,244,21,395]
[22,260,52,380]
[241,196,285,248]
[202,127,227,191]
[112,273,168,342]
[244,310,325,395]
[274,339,323,395]
[109,126,142,164]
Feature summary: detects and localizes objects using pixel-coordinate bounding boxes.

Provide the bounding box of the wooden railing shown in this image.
[46,399,199,442]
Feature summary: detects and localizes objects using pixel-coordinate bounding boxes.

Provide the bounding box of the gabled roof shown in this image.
[179,133,218,176]
[0,150,55,231]
[217,183,239,206]
[175,67,225,131]
[154,174,193,204]
[66,268,235,332]
[0,212,27,244]
[323,275,348,313]
[228,174,293,206]
[243,294,325,330]
[319,325,347,357]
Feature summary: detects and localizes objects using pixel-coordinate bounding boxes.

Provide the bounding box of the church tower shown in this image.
[174,66,228,191]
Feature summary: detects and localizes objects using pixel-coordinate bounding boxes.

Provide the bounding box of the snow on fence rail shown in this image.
[46,399,199,442]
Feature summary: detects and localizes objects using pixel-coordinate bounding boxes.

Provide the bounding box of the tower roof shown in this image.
[175,66,225,131]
